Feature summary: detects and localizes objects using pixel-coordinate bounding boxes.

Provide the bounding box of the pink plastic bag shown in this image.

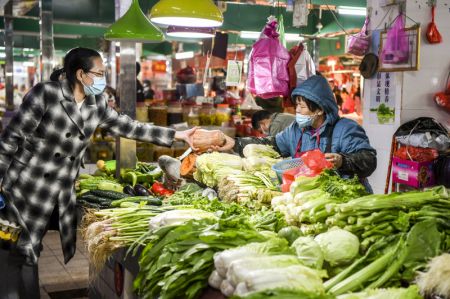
[347,18,370,56]
[247,18,290,99]
[381,15,409,64]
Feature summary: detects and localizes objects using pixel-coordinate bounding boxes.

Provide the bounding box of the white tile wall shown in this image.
[362,0,450,193]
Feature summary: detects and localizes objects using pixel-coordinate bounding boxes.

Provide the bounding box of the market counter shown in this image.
[88,247,225,299]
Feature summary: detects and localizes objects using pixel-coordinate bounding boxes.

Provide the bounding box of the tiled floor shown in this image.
[39,231,89,299]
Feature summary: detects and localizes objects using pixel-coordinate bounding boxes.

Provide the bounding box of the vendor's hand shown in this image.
[325,153,343,169]
[211,135,235,152]
[175,127,199,151]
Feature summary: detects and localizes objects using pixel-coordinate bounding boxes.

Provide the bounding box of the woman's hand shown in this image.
[325,153,343,169]
[211,135,235,152]
[175,127,198,151]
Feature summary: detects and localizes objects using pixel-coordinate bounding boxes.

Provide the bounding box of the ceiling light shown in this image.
[166,26,215,39]
[104,0,164,43]
[23,61,35,67]
[150,0,223,28]
[337,6,367,16]
[240,31,304,42]
[175,51,194,60]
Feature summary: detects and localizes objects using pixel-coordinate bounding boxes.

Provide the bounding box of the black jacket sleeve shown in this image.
[233,136,279,157]
[339,149,377,178]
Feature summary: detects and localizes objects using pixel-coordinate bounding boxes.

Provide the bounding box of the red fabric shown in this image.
[284,44,304,108]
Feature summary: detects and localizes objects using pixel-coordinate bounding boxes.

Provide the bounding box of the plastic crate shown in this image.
[272,158,304,182]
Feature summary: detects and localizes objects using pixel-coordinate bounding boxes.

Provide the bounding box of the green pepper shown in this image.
[124,172,138,186]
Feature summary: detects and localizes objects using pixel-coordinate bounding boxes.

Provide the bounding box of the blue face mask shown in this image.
[295,113,315,128]
[82,74,106,96]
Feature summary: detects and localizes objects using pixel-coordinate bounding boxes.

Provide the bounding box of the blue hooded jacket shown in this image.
[275,76,376,179]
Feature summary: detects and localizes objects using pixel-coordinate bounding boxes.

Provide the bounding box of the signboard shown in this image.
[225,60,243,87]
[369,72,396,125]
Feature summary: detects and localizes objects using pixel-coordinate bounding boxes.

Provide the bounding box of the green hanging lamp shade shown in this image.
[104,0,164,42]
[150,0,223,28]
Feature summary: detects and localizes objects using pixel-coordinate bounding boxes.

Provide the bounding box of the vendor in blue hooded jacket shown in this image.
[216,75,377,191]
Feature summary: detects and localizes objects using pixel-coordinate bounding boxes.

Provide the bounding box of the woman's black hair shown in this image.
[295,96,322,112]
[251,110,272,130]
[50,47,101,86]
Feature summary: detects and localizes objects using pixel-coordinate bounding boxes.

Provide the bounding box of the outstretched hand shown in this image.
[175,127,199,151]
[210,135,235,152]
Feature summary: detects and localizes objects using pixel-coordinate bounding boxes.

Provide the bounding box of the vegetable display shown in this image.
[79,153,449,299]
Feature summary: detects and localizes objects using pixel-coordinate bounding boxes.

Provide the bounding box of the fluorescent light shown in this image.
[337,6,367,16]
[240,31,261,39]
[175,51,194,60]
[166,26,215,39]
[285,34,304,42]
[151,17,221,28]
[240,31,304,42]
[167,31,215,38]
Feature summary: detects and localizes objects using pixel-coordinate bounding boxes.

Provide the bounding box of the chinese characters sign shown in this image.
[369,72,396,125]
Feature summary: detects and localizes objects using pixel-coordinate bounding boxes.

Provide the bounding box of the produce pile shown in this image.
[79,149,450,299]
[195,145,282,208]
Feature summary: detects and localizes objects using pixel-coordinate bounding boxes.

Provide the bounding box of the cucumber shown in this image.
[89,190,129,200]
[77,200,102,209]
[111,196,162,207]
[97,181,123,193]
[80,194,112,206]
[79,174,94,180]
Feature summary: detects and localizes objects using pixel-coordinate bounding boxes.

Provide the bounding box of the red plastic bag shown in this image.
[347,17,370,56]
[426,6,442,44]
[280,149,333,191]
[381,15,409,64]
[300,149,333,176]
[394,145,439,163]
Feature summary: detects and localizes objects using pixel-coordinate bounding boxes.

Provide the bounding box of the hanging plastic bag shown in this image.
[247,16,290,99]
[295,47,316,87]
[434,71,450,113]
[381,15,409,64]
[426,5,442,44]
[277,14,287,48]
[347,17,370,56]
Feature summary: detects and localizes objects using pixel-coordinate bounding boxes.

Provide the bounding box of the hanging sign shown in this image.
[293,0,308,27]
[225,60,243,87]
[369,72,396,125]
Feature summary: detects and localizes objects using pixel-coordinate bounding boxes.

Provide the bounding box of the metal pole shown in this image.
[40,0,54,82]
[4,0,14,111]
[115,0,137,176]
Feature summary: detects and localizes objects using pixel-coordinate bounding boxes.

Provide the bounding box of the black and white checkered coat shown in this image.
[0,79,175,265]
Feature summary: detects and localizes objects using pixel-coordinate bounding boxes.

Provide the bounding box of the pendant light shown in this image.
[166,26,215,39]
[150,0,223,28]
[104,0,164,42]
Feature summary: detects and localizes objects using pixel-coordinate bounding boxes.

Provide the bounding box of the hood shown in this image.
[291,75,339,126]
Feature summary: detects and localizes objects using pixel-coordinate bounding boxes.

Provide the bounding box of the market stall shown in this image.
[76,139,450,299]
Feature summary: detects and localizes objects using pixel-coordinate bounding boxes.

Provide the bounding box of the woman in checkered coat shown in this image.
[0,48,197,298]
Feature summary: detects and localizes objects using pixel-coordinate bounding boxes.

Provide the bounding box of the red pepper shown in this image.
[151,182,174,196]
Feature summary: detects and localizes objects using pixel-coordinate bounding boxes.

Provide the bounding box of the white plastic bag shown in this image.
[295,48,316,86]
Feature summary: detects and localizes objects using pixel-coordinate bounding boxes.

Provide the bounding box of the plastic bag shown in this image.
[394,145,439,163]
[426,5,442,44]
[300,149,333,176]
[295,48,316,87]
[381,15,409,64]
[347,17,370,56]
[247,17,290,99]
[280,149,332,191]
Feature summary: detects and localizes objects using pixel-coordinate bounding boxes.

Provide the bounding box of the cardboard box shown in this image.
[392,157,435,188]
